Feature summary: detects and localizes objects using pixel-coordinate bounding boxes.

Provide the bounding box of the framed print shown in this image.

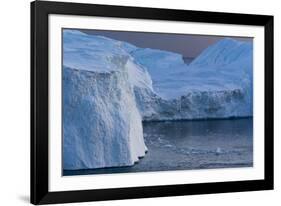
[31,0,274,204]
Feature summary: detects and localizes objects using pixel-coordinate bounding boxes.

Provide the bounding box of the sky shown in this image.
[80,29,253,58]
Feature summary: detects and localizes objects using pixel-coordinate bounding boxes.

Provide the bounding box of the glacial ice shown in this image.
[63,30,147,170]
[63,29,253,169]
[130,37,253,120]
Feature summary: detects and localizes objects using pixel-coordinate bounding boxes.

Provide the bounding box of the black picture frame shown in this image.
[31,0,274,204]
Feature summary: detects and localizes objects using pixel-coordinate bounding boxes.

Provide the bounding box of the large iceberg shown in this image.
[63,30,147,170]
[130,38,253,120]
[63,29,253,170]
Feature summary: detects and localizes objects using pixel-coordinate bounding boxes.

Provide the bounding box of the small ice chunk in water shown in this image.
[216,147,222,155]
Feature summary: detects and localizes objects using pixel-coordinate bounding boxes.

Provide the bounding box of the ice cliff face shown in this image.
[63,30,147,170]
[63,29,253,169]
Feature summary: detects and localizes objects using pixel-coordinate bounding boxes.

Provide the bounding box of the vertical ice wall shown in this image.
[63,65,147,170]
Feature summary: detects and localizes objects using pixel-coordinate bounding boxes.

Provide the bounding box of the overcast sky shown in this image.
[80,29,252,58]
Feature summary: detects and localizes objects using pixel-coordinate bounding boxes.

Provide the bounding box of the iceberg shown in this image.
[131,38,253,120]
[190,38,253,67]
[63,30,147,170]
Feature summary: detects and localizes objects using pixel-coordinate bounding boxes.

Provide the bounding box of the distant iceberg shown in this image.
[63,29,253,169]
[130,37,253,120]
[190,37,253,67]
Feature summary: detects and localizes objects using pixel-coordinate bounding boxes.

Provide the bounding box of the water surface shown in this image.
[64,118,253,176]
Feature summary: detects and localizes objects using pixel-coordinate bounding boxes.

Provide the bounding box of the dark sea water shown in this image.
[64,118,253,176]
